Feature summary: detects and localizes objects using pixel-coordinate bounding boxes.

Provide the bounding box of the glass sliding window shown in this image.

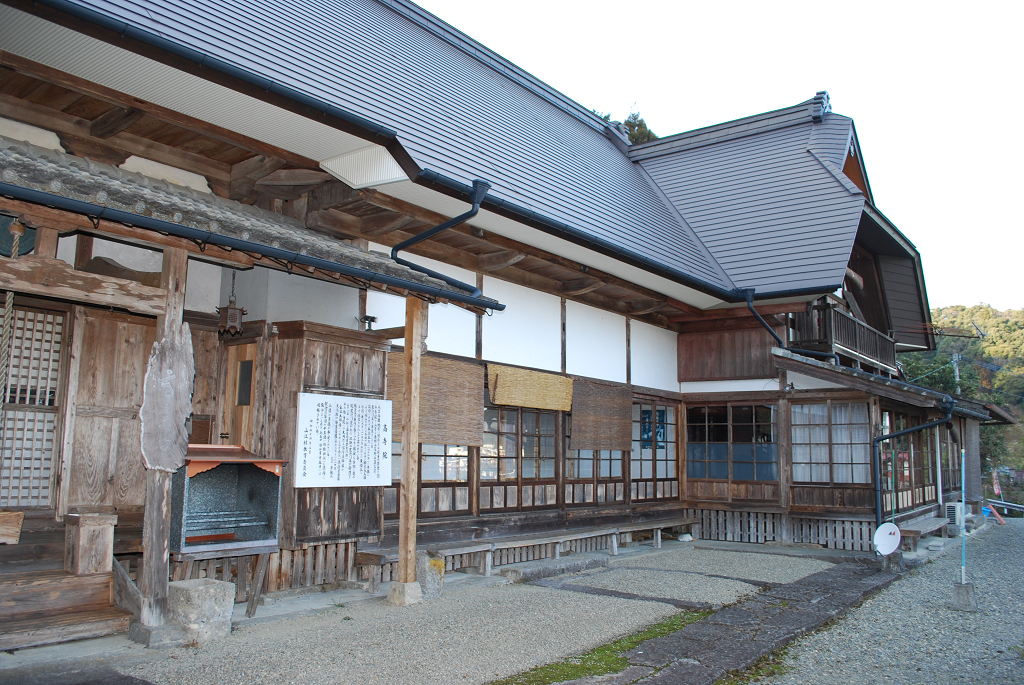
[565,416,625,505]
[730,405,778,481]
[419,444,469,515]
[481,406,557,511]
[791,404,830,483]
[685,405,728,479]
[830,403,871,484]
[632,402,678,501]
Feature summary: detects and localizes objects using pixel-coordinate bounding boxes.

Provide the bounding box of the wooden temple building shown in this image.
[0,0,1001,648]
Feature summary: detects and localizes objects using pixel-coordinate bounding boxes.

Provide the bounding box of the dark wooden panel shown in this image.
[790,486,874,510]
[677,325,782,381]
[730,482,779,501]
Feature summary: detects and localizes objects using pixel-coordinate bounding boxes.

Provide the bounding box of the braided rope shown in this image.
[0,229,22,432]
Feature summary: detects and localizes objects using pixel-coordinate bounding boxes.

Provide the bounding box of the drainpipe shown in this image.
[872,400,953,527]
[391,179,491,297]
[744,289,841,364]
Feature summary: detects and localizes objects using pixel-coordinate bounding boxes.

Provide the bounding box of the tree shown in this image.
[624,112,658,144]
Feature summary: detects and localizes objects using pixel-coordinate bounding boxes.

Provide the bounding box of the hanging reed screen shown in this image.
[0,308,65,507]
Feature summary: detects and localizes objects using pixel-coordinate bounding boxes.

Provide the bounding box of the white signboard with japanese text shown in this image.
[294,393,392,488]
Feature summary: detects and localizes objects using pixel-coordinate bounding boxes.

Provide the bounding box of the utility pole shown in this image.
[952,354,962,396]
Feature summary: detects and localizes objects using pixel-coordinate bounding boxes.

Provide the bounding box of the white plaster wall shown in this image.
[221,267,269,322]
[630,320,678,391]
[365,243,476,357]
[0,116,63,150]
[220,266,360,329]
[678,378,780,394]
[786,372,847,391]
[92,237,162,272]
[119,156,212,194]
[185,259,221,313]
[565,300,626,383]
[55,234,76,267]
[482,276,561,372]
[265,269,359,329]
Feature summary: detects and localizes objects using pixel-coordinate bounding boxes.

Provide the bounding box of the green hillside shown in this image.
[899,305,1024,472]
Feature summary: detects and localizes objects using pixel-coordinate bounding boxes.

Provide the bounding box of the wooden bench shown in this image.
[617,517,698,550]
[356,517,698,586]
[899,517,948,552]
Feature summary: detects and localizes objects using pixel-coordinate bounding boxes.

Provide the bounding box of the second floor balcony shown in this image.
[788,296,898,376]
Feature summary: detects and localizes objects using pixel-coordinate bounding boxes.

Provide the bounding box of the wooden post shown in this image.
[139,247,187,627]
[32,226,59,258]
[396,297,423,585]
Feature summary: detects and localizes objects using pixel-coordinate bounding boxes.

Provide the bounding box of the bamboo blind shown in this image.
[387,353,484,446]
[568,379,632,451]
[487,364,573,412]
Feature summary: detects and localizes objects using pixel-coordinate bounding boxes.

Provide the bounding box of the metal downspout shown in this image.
[391,179,491,297]
[743,289,841,364]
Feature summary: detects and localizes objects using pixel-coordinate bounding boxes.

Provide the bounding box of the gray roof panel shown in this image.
[53,0,732,291]
[638,114,866,295]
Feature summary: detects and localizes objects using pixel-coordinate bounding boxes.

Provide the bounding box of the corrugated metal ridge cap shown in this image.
[629,100,826,161]
[373,0,613,135]
[0,136,501,309]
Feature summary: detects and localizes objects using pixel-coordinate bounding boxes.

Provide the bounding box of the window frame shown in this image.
[480,405,558,512]
[631,400,680,502]
[564,414,626,506]
[685,403,780,484]
[790,400,873,487]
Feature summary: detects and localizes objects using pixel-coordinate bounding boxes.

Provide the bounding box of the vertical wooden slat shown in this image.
[280,550,291,589]
[268,551,280,592]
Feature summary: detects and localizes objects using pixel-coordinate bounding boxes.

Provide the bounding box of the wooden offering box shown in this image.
[170,445,286,554]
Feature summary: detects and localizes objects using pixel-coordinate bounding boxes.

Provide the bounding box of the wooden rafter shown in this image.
[89,106,145,139]
[477,250,527,272]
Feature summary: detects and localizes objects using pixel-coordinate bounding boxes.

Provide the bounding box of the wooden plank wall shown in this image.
[271,323,388,549]
[66,308,155,510]
[677,325,782,381]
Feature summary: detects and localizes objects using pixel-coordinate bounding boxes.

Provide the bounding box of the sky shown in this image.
[415,0,1023,311]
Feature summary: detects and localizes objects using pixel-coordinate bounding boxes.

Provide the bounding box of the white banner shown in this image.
[294,393,392,488]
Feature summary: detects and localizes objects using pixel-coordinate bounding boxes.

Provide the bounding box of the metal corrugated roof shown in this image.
[634,103,867,296]
[43,0,732,293]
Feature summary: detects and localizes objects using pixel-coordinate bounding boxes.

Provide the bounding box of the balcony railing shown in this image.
[790,302,897,373]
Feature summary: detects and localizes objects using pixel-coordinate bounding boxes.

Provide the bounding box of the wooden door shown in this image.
[60,307,155,513]
[0,304,69,508]
[223,342,257,450]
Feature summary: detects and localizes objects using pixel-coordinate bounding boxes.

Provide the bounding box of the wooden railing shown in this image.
[790,303,897,371]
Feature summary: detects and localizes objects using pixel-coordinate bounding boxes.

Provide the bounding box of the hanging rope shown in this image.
[0,222,24,429]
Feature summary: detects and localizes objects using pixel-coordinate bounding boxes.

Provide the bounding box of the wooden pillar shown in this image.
[32,226,59,258]
[396,297,423,584]
[139,247,187,627]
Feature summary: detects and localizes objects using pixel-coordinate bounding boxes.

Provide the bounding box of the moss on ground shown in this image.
[489,610,710,685]
[714,648,790,684]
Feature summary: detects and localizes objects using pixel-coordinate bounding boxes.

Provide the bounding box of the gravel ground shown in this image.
[570,567,757,605]
[763,520,1024,685]
[114,582,678,685]
[612,548,832,585]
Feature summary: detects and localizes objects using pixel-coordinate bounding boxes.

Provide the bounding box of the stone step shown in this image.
[0,569,112,620]
[0,606,130,651]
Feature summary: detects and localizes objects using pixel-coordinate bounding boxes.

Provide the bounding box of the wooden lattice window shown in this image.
[0,308,65,507]
[564,415,625,505]
[419,444,470,515]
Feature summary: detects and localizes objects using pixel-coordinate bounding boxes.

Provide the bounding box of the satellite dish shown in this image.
[873,522,901,555]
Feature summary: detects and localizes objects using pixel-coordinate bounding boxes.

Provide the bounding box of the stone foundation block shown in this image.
[416,550,445,599]
[167,578,234,643]
[387,580,423,606]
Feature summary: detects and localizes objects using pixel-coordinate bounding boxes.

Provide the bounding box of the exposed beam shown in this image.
[359,187,689,312]
[0,254,166,316]
[305,209,363,235]
[678,316,784,334]
[89,106,145,138]
[255,169,333,186]
[57,134,130,166]
[226,154,287,202]
[560,277,602,296]
[361,214,417,237]
[477,250,526,272]
[0,94,230,182]
[668,302,808,323]
[371,325,406,339]
[307,181,361,212]
[628,300,666,317]
[0,51,316,167]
